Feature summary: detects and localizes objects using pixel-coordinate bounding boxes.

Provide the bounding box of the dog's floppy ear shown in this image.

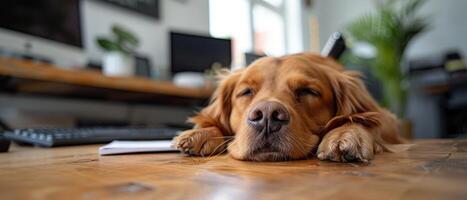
[300,53,379,116]
[323,70,382,132]
[188,69,242,135]
[330,70,379,115]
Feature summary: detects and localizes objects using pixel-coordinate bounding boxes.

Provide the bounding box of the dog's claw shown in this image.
[342,151,357,162]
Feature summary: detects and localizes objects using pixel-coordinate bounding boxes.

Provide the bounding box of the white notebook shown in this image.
[99,140,177,155]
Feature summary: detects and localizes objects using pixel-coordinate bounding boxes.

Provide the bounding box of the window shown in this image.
[252,2,285,56]
[209,0,303,69]
[209,0,252,69]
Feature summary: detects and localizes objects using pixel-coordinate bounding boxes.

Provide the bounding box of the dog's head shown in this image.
[190,53,378,161]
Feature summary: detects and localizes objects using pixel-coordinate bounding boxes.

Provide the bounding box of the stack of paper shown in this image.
[99,140,177,155]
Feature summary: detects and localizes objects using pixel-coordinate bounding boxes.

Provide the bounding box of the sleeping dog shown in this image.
[172,53,403,162]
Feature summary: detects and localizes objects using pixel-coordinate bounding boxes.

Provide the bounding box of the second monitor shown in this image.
[170,32,232,74]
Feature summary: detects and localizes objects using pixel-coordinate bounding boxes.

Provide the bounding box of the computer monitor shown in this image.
[245,52,266,66]
[170,32,232,74]
[0,0,85,66]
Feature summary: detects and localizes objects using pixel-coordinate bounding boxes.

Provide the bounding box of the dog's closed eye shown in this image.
[237,88,254,97]
[295,87,321,98]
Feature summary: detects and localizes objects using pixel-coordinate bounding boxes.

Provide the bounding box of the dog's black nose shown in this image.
[247,101,290,134]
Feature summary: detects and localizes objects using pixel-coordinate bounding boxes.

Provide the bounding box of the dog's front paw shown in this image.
[172,127,226,156]
[317,124,375,162]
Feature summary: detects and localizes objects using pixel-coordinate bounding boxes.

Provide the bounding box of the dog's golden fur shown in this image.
[173,53,403,162]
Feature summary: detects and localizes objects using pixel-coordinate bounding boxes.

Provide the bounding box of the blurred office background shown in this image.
[0,0,466,138]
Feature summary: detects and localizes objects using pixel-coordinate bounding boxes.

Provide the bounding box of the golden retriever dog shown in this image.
[172,53,403,162]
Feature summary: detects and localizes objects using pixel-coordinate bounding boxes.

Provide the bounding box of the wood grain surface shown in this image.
[1,139,467,200]
[0,57,213,99]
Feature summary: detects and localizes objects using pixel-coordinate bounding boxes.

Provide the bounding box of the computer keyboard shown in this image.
[3,127,181,147]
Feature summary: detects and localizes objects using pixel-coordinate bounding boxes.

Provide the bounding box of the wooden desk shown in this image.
[1,139,466,199]
[0,57,213,103]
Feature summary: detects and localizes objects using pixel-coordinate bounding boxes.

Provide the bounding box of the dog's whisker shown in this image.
[210,136,235,139]
[203,145,231,162]
[287,133,314,159]
[210,137,234,155]
[288,138,308,158]
[205,137,234,159]
[205,145,230,161]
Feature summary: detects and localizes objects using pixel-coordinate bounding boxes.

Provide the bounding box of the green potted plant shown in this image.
[343,0,430,119]
[97,25,139,76]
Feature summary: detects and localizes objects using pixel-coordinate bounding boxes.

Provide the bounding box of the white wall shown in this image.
[82,0,210,75]
[312,0,373,50]
[406,0,467,58]
[311,0,467,58]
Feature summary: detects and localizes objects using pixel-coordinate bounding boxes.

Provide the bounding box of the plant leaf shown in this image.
[112,25,139,47]
[344,0,431,117]
[96,38,121,52]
